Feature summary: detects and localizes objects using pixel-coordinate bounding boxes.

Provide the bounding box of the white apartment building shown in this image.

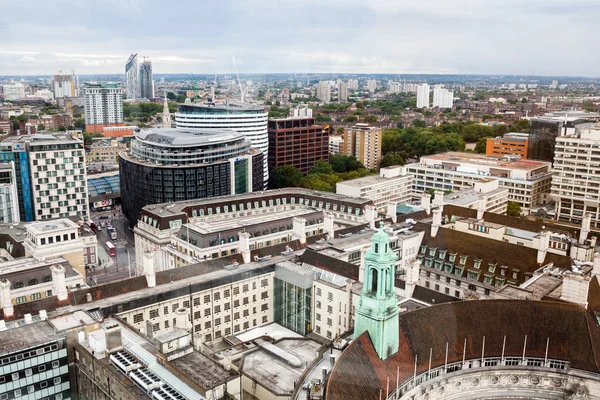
[336,165,413,208]
[388,82,401,93]
[289,107,313,118]
[337,81,348,103]
[52,73,77,98]
[316,81,331,103]
[407,152,553,214]
[416,83,430,108]
[2,82,25,101]
[83,82,124,128]
[432,85,453,108]
[366,79,377,92]
[552,123,600,227]
[347,79,359,90]
[329,135,344,155]
[441,178,509,215]
[0,162,20,223]
[1,133,89,221]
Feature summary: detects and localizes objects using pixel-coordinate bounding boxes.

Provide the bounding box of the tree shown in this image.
[344,115,358,123]
[521,97,528,103]
[176,94,187,103]
[380,153,405,168]
[310,159,334,175]
[57,126,66,132]
[167,92,177,100]
[329,154,364,173]
[270,165,302,189]
[474,137,490,154]
[509,119,530,133]
[412,119,426,128]
[315,114,332,123]
[364,114,377,124]
[37,124,44,131]
[336,127,345,135]
[507,201,521,217]
[74,118,85,130]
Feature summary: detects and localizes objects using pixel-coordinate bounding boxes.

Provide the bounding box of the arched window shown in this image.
[28,278,38,286]
[371,269,378,293]
[43,275,52,283]
[14,281,24,289]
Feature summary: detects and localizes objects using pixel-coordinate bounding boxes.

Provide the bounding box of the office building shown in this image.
[83,82,124,134]
[347,79,358,90]
[337,81,348,102]
[552,123,600,227]
[139,59,154,99]
[440,178,509,215]
[486,132,530,158]
[0,163,19,223]
[0,133,89,221]
[366,79,376,92]
[174,102,269,186]
[432,85,453,108]
[0,320,71,400]
[52,72,77,99]
[119,128,264,223]
[267,117,330,175]
[406,152,553,214]
[336,165,413,208]
[125,53,139,100]
[316,81,331,103]
[341,123,382,169]
[528,111,600,162]
[2,82,25,101]
[88,139,127,164]
[416,83,430,108]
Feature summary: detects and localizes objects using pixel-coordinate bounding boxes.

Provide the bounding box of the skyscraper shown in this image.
[342,123,382,170]
[316,81,330,103]
[337,81,348,103]
[416,83,430,108]
[83,82,124,134]
[432,85,454,108]
[125,53,139,99]
[52,72,76,98]
[366,79,377,92]
[139,59,154,99]
[347,79,359,90]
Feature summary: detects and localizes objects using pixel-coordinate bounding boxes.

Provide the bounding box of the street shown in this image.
[87,208,139,286]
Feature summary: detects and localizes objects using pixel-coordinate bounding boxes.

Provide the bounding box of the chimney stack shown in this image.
[324,212,335,239]
[51,265,68,301]
[580,213,592,244]
[420,193,431,215]
[292,217,307,245]
[537,230,550,264]
[431,208,443,238]
[238,231,251,264]
[364,205,377,230]
[143,251,156,288]
[432,190,444,208]
[0,280,13,318]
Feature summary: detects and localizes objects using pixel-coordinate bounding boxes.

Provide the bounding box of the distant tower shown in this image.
[353,223,400,359]
[162,95,171,128]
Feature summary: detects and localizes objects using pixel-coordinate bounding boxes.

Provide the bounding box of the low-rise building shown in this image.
[88,139,127,164]
[407,152,553,215]
[336,165,413,208]
[441,178,509,215]
[486,132,530,158]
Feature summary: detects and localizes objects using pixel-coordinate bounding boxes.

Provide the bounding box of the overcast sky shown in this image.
[1,0,599,76]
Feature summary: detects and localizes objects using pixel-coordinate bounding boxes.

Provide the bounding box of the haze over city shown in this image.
[2,0,600,76]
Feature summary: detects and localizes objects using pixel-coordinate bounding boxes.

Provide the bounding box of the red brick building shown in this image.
[267,117,330,175]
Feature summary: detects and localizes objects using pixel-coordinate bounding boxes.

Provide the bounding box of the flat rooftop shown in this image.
[0,256,73,276]
[336,173,409,188]
[0,221,28,242]
[48,310,98,331]
[0,320,63,356]
[26,218,79,235]
[135,128,245,147]
[169,349,238,390]
[1,133,81,146]
[241,338,321,396]
[420,152,551,171]
[444,186,507,207]
[177,101,265,113]
[234,322,302,343]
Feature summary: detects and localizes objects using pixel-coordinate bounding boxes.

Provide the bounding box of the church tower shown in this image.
[162,94,172,128]
[353,223,400,359]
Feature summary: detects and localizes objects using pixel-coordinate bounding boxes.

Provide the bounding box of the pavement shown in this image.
[87,207,139,286]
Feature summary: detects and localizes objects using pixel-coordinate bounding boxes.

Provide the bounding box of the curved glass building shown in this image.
[174,102,269,187]
[119,128,264,223]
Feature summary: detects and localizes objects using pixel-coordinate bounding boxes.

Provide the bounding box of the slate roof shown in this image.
[326,300,600,399]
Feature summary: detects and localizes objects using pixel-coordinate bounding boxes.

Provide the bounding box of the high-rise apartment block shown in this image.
[125,53,139,99]
[139,59,154,99]
[416,83,430,108]
[0,162,19,223]
[83,82,124,134]
[0,133,89,221]
[52,73,77,99]
[347,79,359,90]
[552,123,600,227]
[316,81,331,103]
[268,117,330,175]
[342,123,382,170]
[337,81,348,103]
[432,85,453,108]
[366,79,377,92]
[1,82,25,101]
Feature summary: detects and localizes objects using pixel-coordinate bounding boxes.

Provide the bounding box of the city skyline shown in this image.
[1,0,599,76]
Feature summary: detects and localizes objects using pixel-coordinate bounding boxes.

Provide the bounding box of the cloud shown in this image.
[0,0,598,76]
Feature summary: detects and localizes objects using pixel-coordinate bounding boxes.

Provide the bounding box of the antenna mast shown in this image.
[232,56,246,103]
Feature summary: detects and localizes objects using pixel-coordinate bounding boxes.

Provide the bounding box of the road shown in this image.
[87,208,139,286]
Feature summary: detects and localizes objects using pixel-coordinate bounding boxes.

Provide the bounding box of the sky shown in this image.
[1,0,599,77]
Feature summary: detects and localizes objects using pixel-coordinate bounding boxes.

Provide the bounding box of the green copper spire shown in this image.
[353,223,400,359]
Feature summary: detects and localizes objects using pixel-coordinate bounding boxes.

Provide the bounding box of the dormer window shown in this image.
[449,253,457,263]
[439,250,447,260]
[488,263,497,273]
[459,255,467,265]
[420,245,427,254]
[429,247,437,257]
[512,271,518,280]
[473,259,482,269]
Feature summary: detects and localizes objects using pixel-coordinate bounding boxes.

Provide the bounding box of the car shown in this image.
[99,215,109,220]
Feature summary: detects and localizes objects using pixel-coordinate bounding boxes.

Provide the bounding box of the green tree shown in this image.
[310,159,334,175]
[474,137,490,154]
[509,119,530,133]
[74,118,85,130]
[336,127,345,135]
[412,119,426,128]
[582,100,597,113]
[380,153,405,168]
[507,201,522,217]
[167,92,177,100]
[270,165,302,189]
[37,124,44,131]
[57,126,66,132]
[344,115,358,123]
[176,94,187,103]
[329,154,364,173]
[355,102,364,109]
[521,97,528,103]
[364,114,377,124]
[507,98,518,105]
[315,114,332,123]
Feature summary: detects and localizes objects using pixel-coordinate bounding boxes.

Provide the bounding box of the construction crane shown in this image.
[188,73,200,102]
[232,56,248,103]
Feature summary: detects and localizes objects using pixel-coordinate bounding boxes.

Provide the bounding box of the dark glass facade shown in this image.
[527,119,561,162]
[0,151,34,221]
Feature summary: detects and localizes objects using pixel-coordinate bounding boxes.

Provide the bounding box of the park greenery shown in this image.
[123,101,177,123]
[270,155,375,192]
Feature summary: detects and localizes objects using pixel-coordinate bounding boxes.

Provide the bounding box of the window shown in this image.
[224,289,230,297]
[316,287,321,296]
[243,321,250,329]
[214,292,220,301]
[205,321,211,329]
[233,286,240,295]
[52,361,60,368]
[183,300,190,308]
[149,309,159,319]
[204,294,211,303]
[133,314,143,323]
[204,308,211,317]
[327,318,332,326]
[172,303,179,312]
[316,301,321,309]
[316,313,321,321]
[327,305,333,313]
[261,291,268,299]
[193,297,201,306]
[54,377,61,384]
[242,284,249,292]
[327,292,333,301]
[262,315,268,323]
[261,304,268,311]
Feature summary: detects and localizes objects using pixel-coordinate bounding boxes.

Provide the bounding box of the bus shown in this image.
[106,241,116,257]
